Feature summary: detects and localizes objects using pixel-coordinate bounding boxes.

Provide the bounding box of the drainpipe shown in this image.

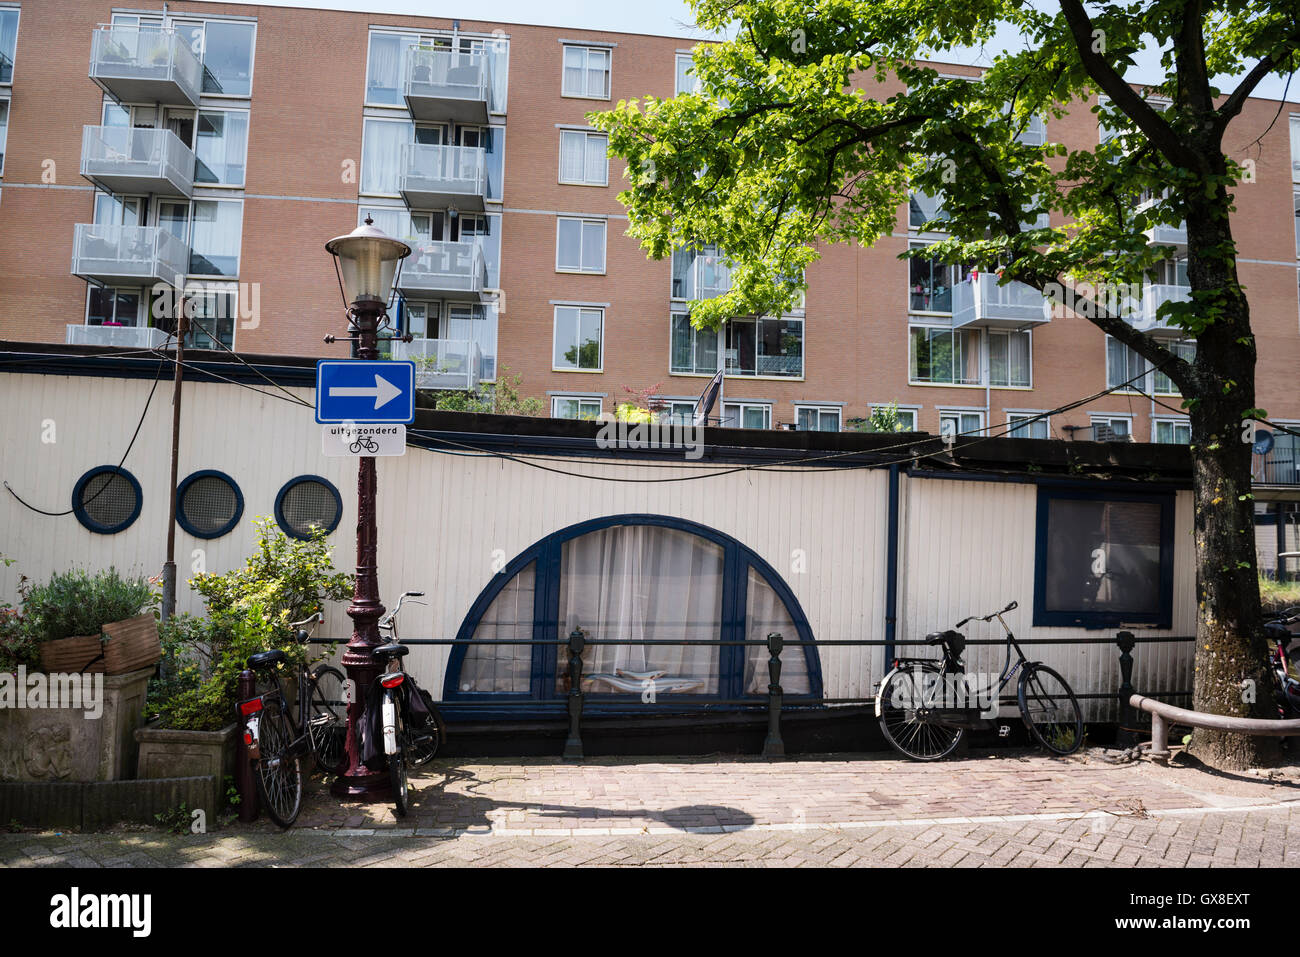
[883,464,900,667]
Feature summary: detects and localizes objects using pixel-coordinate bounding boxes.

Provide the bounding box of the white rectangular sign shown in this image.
[321,423,407,457]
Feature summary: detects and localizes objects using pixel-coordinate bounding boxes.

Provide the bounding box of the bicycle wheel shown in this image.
[389,717,410,818]
[307,664,347,774]
[1018,664,1084,755]
[406,691,446,768]
[876,661,965,761]
[253,698,304,828]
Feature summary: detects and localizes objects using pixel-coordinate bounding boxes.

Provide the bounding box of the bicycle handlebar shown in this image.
[955,600,1018,629]
[289,611,324,630]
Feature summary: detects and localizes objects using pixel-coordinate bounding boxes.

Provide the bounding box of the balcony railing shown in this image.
[65,324,172,349]
[1254,446,1300,486]
[80,125,195,197]
[951,273,1052,329]
[391,338,483,392]
[89,25,202,107]
[1129,283,1190,334]
[71,223,189,289]
[397,241,488,298]
[399,144,488,212]
[672,253,732,300]
[404,48,492,123]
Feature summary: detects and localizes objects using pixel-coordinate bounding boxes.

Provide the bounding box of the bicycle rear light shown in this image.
[239,697,264,716]
[380,673,405,689]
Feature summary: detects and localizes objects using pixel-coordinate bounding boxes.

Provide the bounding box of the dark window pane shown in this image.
[1044,499,1163,615]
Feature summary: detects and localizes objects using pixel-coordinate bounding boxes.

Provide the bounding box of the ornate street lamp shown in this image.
[324,217,410,798]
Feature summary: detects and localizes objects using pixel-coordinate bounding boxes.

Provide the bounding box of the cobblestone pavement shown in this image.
[4,751,1300,867]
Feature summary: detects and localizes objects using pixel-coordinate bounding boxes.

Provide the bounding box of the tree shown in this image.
[593,0,1300,770]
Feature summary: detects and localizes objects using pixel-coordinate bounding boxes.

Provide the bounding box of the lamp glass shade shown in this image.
[325,221,411,304]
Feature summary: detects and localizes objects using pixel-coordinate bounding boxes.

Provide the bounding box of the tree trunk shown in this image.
[1182,176,1280,770]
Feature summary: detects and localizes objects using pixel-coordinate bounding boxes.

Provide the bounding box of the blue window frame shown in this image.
[175,469,244,539]
[274,475,342,540]
[443,514,823,709]
[1032,485,1175,629]
[71,465,143,535]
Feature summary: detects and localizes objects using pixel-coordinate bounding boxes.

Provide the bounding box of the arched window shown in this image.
[444,515,821,706]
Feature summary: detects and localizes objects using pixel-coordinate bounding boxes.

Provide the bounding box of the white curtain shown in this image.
[744,568,811,694]
[462,563,535,693]
[556,526,723,695]
[560,132,585,182]
[362,119,413,194]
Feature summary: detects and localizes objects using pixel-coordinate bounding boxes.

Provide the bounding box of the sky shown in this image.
[264,0,1297,102]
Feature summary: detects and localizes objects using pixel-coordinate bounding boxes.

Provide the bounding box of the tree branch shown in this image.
[1216,30,1300,128]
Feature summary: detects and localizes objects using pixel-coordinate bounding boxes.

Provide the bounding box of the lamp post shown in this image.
[324,217,410,799]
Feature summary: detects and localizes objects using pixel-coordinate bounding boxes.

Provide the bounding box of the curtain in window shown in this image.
[362,119,413,194]
[559,131,585,182]
[460,562,535,693]
[189,201,241,276]
[743,568,810,694]
[671,249,694,298]
[368,33,411,104]
[562,47,585,95]
[556,526,724,695]
[585,135,607,184]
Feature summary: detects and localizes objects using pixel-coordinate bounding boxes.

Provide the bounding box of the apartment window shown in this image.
[194,110,249,186]
[796,406,841,432]
[1291,115,1299,184]
[0,97,7,175]
[1033,487,1174,628]
[909,326,981,385]
[672,246,730,300]
[939,410,984,442]
[675,53,700,95]
[725,317,803,378]
[1294,191,1299,259]
[553,305,603,371]
[562,45,610,99]
[1105,337,1146,392]
[559,130,608,186]
[361,117,414,195]
[556,217,606,273]
[87,287,141,327]
[1154,419,1191,445]
[909,190,948,230]
[552,395,603,420]
[909,243,964,313]
[198,20,255,97]
[1152,340,1194,395]
[871,404,918,432]
[988,330,1031,388]
[1015,113,1047,146]
[670,313,719,375]
[723,402,771,430]
[1090,415,1132,441]
[0,8,18,85]
[446,302,498,381]
[1007,413,1049,439]
[188,199,243,277]
[663,400,696,424]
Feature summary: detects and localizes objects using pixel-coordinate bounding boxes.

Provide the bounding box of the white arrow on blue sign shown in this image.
[315,360,416,424]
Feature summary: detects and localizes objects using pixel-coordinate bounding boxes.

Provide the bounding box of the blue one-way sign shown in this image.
[315,360,415,424]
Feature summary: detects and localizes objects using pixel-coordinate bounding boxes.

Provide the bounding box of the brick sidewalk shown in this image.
[4,751,1300,867]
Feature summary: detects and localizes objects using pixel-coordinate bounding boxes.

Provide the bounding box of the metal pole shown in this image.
[236,668,259,822]
[161,311,188,622]
[762,632,785,757]
[331,299,391,799]
[1115,630,1137,747]
[563,629,586,760]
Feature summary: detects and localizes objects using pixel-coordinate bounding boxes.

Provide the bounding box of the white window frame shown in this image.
[908,324,984,387]
[663,400,697,424]
[551,394,603,420]
[722,401,772,430]
[0,94,8,177]
[561,45,611,100]
[186,196,244,279]
[987,328,1033,389]
[669,312,720,376]
[552,304,604,372]
[1291,115,1300,185]
[558,129,608,187]
[1007,411,1050,439]
[675,53,700,96]
[1089,414,1134,441]
[794,405,842,432]
[939,409,985,442]
[555,216,607,274]
[0,6,18,87]
[1153,417,1192,445]
[193,106,251,189]
[84,285,145,328]
[870,403,920,432]
[908,241,964,316]
[724,316,804,379]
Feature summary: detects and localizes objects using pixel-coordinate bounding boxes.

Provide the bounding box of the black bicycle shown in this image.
[875,600,1085,760]
[238,612,348,828]
[371,591,446,817]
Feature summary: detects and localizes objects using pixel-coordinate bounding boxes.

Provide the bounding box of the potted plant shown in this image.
[23,568,159,676]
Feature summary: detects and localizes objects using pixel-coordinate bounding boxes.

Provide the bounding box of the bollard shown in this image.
[762,632,785,758]
[236,668,259,822]
[563,629,586,760]
[1115,631,1137,747]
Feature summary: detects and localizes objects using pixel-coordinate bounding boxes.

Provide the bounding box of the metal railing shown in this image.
[399,144,488,201]
[1132,283,1190,332]
[89,24,202,106]
[404,48,492,110]
[65,324,172,349]
[80,125,196,196]
[952,274,1051,327]
[672,251,732,300]
[71,223,189,288]
[391,338,483,391]
[398,240,488,295]
[1254,446,1300,485]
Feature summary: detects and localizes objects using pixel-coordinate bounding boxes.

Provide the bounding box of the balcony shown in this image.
[80,125,195,198]
[1254,444,1300,487]
[1137,194,1188,251]
[71,223,189,289]
[951,273,1052,329]
[672,251,732,300]
[89,25,202,107]
[1129,283,1190,334]
[391,338,483,391]
[397,241,488,298]
[404,48,492,124]
[66,324,172,349]
[399,144,488,212]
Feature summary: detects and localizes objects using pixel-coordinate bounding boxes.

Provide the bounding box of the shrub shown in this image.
[22,567,156,645]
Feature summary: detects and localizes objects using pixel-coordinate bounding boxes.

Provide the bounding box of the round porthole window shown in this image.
[176,470,244,539]
[71,466,143,534]
[275,475,343,540]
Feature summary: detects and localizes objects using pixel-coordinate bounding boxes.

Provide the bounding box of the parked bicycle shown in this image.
[1266,608,1300,731]
[238,611,348,828]
[363,590,446,817]
[875,600,1085,760]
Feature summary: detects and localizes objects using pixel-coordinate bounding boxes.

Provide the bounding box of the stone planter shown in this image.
[0,666,153,783]
[134,722,237,815]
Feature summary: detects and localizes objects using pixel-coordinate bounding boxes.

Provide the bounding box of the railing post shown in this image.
[562,629,586,760]
[762,632,785,758]
[1115,631,1137,747]
[236,668,259,822]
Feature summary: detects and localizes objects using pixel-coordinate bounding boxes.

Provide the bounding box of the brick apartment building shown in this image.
[0,0,1298,452]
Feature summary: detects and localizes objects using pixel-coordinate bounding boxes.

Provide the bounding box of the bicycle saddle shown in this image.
[374,642,409,661]
[924,630,962,645]
[246,649,287,669]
